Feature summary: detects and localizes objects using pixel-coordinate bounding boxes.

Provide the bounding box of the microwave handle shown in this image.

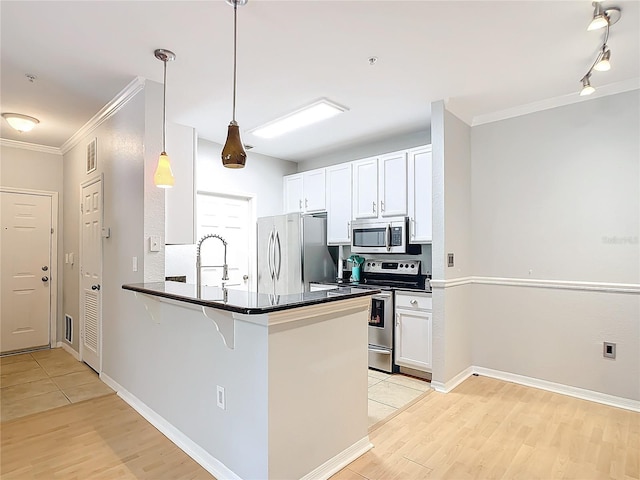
[385,224,391,252]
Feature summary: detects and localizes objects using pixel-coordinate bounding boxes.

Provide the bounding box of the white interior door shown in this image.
[197,192,254,292]
[80,179,102,372]
[0,192,52,353]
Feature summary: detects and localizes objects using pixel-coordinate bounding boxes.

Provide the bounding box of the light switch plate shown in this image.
[149,235,161,252]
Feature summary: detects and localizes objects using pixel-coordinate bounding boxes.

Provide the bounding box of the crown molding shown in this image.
[472,78,640,127]
[60,76,146,155]
[0,138,62,155]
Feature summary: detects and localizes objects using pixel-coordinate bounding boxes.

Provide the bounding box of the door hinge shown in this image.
[51,228,54,234]
[80,204,84,213]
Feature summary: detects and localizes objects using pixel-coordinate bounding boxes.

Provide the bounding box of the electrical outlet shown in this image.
[447,253,454,267]
[603,342,616,359]
[216,385,226,410]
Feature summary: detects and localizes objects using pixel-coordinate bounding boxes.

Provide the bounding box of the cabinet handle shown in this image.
[396,313,399,327]
[410,299,418,305]
[299,199,303,209]
[381,200,385,212]
[372,201,376,214]
[411,218,415,238]
[347,221,351,239]
[305,198,308,209]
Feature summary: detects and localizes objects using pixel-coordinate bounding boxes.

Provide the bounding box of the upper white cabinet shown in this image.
[352,157,378,219]
[165,123,197,245]
[325,163,352,244]
[378,151,408,217]
[352,153,407,219]
[407,145,432,243]
[283,169,326,214]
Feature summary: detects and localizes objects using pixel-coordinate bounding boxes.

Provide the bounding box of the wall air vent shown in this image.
[65,314,73,342]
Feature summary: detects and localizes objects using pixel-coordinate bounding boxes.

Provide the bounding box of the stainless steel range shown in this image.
[354,259,429,373]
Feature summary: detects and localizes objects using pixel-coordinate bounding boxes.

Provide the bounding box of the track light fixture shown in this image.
[579,2,621,96]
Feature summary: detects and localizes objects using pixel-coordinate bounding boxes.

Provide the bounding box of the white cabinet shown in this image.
[394,290,432,372]
[407,145,432,243]
[325,163,352,244]
[352,153,407,220]
[165,123,197,245]
[283,169,326,213]
[378,151,408,217]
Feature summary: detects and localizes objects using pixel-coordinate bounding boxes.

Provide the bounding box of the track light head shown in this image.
[580,76,595,96]
[587,2,621,31]
[593,48,611,71]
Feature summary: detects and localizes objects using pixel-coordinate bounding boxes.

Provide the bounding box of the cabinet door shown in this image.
[165,123,197,245]
[283,174,303,213]
[326,163,352,244]
[379,151,407,217]
[408,146,432,243]
[303,169,326,212]
[352,157,378,219]
[395,309,432,371]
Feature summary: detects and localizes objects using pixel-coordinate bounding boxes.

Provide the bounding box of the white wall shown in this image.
[470,89,640,401]
[431,101,473,388]
[1,144,65,344]
[197,138,296,218]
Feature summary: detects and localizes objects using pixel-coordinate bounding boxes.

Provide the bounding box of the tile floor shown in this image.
[0,348,114,422]
[367,369,431,428]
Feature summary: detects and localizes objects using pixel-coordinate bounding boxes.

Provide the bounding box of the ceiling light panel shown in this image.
[249,99,348,139]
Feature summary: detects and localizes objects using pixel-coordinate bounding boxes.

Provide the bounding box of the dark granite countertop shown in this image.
[122,281,380,315]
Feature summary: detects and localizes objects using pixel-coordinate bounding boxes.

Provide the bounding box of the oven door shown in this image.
[367,291,393,349]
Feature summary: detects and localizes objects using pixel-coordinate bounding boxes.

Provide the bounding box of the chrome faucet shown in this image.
[196,234,229,297]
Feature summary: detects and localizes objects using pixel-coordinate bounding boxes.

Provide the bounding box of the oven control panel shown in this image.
[363,260,421,275]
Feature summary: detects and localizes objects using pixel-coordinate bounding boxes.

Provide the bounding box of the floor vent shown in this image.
[65,314,73,342]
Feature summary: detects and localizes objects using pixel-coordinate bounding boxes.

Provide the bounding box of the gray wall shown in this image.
[470,90,639,400]
[297,129,431,171]
[1,145,65,344]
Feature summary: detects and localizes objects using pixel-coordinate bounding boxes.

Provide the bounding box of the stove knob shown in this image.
[411,263,415,268]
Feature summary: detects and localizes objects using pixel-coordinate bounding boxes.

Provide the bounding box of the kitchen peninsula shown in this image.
[120,281,378,480]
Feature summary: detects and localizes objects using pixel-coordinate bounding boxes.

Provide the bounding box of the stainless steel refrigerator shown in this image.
[257,213,336,295]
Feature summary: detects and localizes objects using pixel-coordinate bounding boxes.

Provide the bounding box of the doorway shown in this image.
[0,189,58,354]
[196,191,255,292]
[80,178,103,372]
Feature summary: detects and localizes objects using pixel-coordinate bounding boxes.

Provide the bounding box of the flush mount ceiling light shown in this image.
[1,113,40,132]
[248,99,348,139]
[578,2,621,96]
[221,0,248,169]
[587,2,621,31]
[153,48,176,188]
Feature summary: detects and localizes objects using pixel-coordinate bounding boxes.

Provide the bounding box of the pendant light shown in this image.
[154,48,176,188]
[221,0,248,169]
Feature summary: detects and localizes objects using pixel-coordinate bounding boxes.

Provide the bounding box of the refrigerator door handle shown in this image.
[274,230,282,280]
[267,230,275,280]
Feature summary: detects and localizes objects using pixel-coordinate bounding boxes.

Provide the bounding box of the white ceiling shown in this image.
[1,1,639,162]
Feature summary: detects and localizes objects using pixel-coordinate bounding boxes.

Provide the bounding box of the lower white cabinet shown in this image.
[394,290,432,372]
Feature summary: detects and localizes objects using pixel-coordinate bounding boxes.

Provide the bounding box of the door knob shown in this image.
[42,266,48,271]
[242,275,249,281]
[91,284,101,291]
[42,276,49,282]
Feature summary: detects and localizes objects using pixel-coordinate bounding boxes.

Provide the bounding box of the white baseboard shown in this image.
[473,366,640,413]
[300,436,373,480]
[98,373,241,480]
[431,366,473,393]
[57,341,80,361]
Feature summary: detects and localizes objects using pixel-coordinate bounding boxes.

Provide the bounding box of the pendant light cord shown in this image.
[162,57,167,152]
[232,1,238,123]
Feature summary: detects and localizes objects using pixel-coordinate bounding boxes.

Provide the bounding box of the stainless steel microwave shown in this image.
[350,217,420,254]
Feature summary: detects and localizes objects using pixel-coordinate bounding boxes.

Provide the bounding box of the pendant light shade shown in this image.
[222,0,248,168]
[154,48,176,188]
[222,122,247,168]
[580,76,595,96]
[154,152,175,188]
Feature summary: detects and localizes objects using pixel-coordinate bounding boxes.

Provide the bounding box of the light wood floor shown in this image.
[1,375,637,479]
